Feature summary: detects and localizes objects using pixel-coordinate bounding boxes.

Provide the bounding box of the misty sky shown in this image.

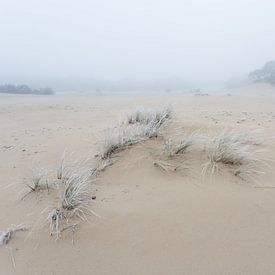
[1,0,275,83]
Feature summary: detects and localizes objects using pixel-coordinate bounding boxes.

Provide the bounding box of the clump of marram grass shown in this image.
[162,134,194,157]
[23,152,83,199]
[23,152,88,199]
[153,131,200,172]
[223,129,264,146]
[47,168,98,240]
[60,170,91,212]
[124,105,172,139]
[22,152,86,198]
[56,151,91,181]
[97,106,173,161]
[99,124,142,160]
[233,161,267,181]
[202,129,267,179]
[125,106,172,126]
[20,152,99,241]
[28,169,49,191]
[22,168,56,199]
[0,224,28,246]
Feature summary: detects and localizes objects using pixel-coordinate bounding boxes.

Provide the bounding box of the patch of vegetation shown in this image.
[0,84,55,95]
[249,61,275,85]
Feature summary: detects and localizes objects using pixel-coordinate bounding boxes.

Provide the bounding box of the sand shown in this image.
[1,83,275,274]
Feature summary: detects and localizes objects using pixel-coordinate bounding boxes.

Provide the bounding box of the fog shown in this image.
[1,0,275,90]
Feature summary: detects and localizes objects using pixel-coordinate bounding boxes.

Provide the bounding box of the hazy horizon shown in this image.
[1,0,275,89]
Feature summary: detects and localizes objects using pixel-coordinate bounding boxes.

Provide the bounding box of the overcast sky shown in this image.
[0,0,275,84]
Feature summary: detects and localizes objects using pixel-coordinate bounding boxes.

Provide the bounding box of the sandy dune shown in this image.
[1,84,275,274]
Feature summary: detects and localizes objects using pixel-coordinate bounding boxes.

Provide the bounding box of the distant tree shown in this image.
[249,61,275,84]
[0,84,32,94]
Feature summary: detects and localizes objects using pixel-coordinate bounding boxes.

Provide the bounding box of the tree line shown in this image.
[249,61,275,85]
[0,84,55,95]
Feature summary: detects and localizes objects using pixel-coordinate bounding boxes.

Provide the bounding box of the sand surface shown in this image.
[1,84,275,274]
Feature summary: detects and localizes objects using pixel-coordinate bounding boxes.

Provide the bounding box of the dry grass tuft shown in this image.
[56,151,91,181]
[60,170,91,212]
[22,152,98,240]
[153,131,199,172]
[0,224,28,246]
[203,129,267,179]
[125,106,172,127]
[233,157,268,181]
[22,168,56,199]
[97,106,172,161]
[29,169,50,191]
[47,166,97,240]
[22,151,87,198]
[99,125,141,159]
[162,134,195,157]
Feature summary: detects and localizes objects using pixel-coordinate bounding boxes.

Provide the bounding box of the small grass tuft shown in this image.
[47,167,97,240]
[22,168,55,199]
[203,129,267,179]
[153,131,199,172]
[125,106,172,126]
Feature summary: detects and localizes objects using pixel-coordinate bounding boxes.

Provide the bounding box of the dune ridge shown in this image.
[1,84,275,274]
